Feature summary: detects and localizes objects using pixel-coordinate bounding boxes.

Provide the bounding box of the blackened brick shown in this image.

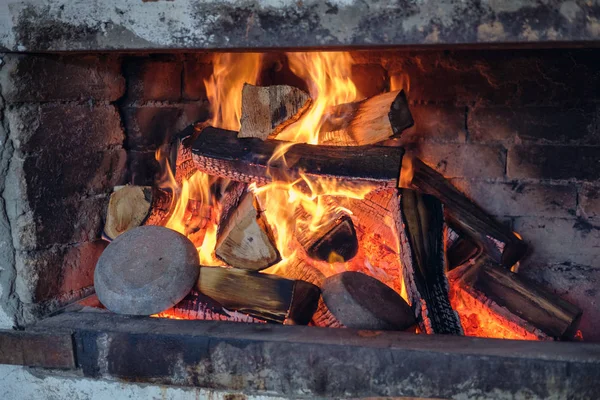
[513,217,600,266]
[580,184,600,219]
[183,56,212,101]
[450,180,577,218]
[405,143,506,179]
[0,54,124,102]
[128,151,160,186]
[124,58,182,103]
[6,103,124,155]
[351,64,388,99]
[401,105,466,143]
[468,105,599,144]
[507,145,600,181]
[122,103,209,150]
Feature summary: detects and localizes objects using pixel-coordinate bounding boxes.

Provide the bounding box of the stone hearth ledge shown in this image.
[0,0,599,52]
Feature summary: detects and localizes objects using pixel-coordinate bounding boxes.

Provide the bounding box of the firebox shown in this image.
[1,1,600,399]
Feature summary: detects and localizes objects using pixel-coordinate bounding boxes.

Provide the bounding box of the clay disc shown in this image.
[322,271,415,330]
[95,226,200,315]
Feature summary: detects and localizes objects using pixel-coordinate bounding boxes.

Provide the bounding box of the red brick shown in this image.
[351,64,388,99]
[122,103,209,150]
[183,57,212,100]
[0,54,124,102]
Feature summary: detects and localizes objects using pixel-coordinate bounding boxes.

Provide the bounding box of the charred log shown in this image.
[192,126,404,189]
[239,83,311,140]
[401,157,527,268]
[395,188,463,335]
[448,257,582,340]
[197,266,320,324]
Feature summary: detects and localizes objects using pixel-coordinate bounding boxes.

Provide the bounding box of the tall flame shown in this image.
[204,53,262,130]
[276,52,358,144]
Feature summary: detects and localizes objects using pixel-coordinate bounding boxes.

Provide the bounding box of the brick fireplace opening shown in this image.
[1,45,600,400]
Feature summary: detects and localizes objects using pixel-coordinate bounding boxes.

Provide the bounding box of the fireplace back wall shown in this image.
[0,48,599,338]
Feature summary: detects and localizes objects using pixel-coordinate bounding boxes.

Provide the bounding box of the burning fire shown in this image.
[153,51,536,340]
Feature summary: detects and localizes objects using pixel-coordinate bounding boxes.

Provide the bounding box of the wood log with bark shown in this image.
[400,156,527,268]
[103,185,153,241]
[448,256,582,340]
[197,266,320,325]
[294,90,413,146]
[395,188,463,335]
[192,126,404,189]
[215,189,281,271]
[239,84,311,140]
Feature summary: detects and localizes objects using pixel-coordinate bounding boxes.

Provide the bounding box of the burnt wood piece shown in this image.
[197,266,320,324]
[34,313,600,399]
[239,83,312,140]
[396,188,463,335]
[103,185,153,241]
[447,235,481,270]
[0,330,75,368]
[401,157,527,268]
[295,203,359,262]
[215,191,281,270]
[317,90,413,146]
[449,257,583,340]
[192,126,404,189]
[144,188,174,226]
[154,289,266,323]
[322,272,415,331]
[171,123,204,185]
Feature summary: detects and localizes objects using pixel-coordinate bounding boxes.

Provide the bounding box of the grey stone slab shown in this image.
[1,1,599,52]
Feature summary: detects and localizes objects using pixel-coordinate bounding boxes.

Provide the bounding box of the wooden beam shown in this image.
[395,188,463,335]
[449,256,582,340]
[400,156,527,267]
[192,126,404,189]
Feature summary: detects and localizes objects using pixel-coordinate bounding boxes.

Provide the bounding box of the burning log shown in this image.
[396,188,463,335]
[192,126,404,189]
[295,204,359,263]
[322,272,416,331]
[197,266,320,324]
[400,157,527,268]
[447,232,481,270]
[448,256,583,340]
[215,190,281,270]
[143,188,173,226]
[239,84,311,140]
[103,185,153,241]
[155,290,266,323]
[318,90,414,146]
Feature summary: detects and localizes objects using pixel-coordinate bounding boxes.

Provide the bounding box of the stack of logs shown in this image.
[104,83,582,339]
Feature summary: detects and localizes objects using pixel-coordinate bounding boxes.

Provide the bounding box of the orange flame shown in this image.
[276,52,358,144]
[204,53,262,130]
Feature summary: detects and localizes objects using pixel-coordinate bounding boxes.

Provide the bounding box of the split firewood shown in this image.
[315,90,413,146]
[197,266,321,324]
[295,203,358,263]
[239,84,311,140]
[322,271,416,331]
[446,230,481,270]
[103,185,153,241]
[448,256,582,340]
[215,191,281,271]
[154,289,266,323]
[192,126,404,189]
[395,188,463,335]
[400,156,527,268]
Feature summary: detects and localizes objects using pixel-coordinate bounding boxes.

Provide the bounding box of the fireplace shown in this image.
[1,2,600,399]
